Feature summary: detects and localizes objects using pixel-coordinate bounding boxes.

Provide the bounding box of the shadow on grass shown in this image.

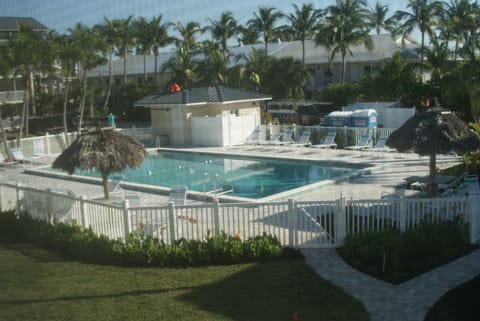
[424,274,480,321]
[176,258,369,321]
[0,242,73,263]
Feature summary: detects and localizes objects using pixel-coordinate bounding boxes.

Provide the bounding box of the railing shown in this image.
[0,90,24,104]
[1,183,478,248]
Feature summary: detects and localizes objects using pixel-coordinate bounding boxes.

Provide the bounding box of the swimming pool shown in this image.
[57,150,369,200]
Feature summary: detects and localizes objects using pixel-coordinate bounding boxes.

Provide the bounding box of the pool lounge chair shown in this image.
[245,128,262,145]
[311,132,337,149]
[169,186,187,205]
[10,148,41,164]
[0,151,18,166]
[271,128,294,146]
[345,134,372,150]
[290,130,311,147]
[260,133,282,145]
[366,137,395,152]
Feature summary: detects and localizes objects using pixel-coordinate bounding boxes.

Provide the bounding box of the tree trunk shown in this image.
[143,52,147,86]
[77,68,87,134]
[0,108,11,159]
[102,49,113,111]
[62,80,69,146]
[429,153,438,196]
[29,71,36,117]
[102,173,110,199]
[154,52,158,82]
[17,88,28,146]
[341,52,346,84]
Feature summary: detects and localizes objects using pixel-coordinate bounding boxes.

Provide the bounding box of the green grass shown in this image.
[0,243,368,321]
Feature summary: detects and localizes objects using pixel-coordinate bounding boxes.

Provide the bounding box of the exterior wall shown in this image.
[151,102,261,147]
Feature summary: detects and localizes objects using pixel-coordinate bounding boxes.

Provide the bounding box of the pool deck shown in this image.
[0,145,460,204]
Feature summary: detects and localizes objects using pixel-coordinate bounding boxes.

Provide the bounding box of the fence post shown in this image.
[122,200,131,240]
[469,196,480,244]
[80,196,88,228]
[213,199,220,236]
[46,189,53,223]
[399,197,407,231]
[335,197,347,246]
[287,199,295,248]
[0,184,3,212]
[45,132,50,155]
[168,202,176,244]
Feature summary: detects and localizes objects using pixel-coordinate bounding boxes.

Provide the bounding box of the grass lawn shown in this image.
[0,243,369,321]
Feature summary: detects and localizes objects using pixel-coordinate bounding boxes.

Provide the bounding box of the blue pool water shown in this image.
[67,150,367,199]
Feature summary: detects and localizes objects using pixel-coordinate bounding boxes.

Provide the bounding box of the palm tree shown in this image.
[197,41,230,85]
[206,11,238,62]
[320,0,373,83]
[114,16,135,85]
[392,0,444,76]
[161,48,197,87]
[69,23,105,133]
[237,25,261,45]
[368,1,397,34]
[285,3,324,69]
[134,16,172,85]
[94,17,120,110]
[247,6,284,53]
[174,21,203,54]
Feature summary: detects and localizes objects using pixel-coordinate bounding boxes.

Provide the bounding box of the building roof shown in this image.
[272,34,420,64]
[0,17,48,31]
[135,85,272,107]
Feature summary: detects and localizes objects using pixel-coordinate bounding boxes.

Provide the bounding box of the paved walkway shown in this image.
[301,248,480,321]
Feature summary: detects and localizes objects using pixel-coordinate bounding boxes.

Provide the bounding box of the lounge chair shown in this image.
[0,150,18,166]
[311,132,337,149]
[291,130,312,147]
[366,137,395,152]
[259,133,282,145]
[269,127,293,146]
[345,134,372,150]
[10,148,41,164]
[169,186,187,205]
[245,128,262,145]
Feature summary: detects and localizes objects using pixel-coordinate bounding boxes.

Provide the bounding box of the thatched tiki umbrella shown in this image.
[386,110,480,195]
[53,128,147,199]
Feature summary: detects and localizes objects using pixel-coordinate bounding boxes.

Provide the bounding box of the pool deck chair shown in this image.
[10,148,41,165]
[260,133,282,145]
[272,128,294,145]
[366,137,395,152]
[245,128,262,145]
[291,130,311,147]
[345,134,372,151]
[0,151,18,166]
[311,132,337,149]
[169,186,187,205]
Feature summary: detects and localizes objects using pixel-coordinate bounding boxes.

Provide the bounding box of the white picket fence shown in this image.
[1,183,479,248]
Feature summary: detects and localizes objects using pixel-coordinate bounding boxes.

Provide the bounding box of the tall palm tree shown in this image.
[114,16,135,85]
[285,3,324,69]
[174,21,203,54]
[134,16,172,85]
[247,6,284,53]
[392,0,444,75]
[206,11,238,62]
[197,41,230,85]
[237,25,261,45]
[368,1,397,34]
[69,23,105,133]
[319,0,373,83]
[94,17,120,110]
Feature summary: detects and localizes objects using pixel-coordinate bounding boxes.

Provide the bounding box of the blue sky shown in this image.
[2,0,410,34]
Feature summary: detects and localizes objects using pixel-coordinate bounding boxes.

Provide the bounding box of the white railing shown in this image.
[1,183,479,248]
[0,90,24,104]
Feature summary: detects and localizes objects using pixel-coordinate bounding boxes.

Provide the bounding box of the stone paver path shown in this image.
[301,248,480,321]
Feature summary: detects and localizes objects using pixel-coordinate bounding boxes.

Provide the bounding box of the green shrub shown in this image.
[339,215,471,283]
[0,211,284,267]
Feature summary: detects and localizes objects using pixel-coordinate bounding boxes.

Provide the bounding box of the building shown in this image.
[0,17,49,105]
[134,85,271,147]
[86,34,421,92]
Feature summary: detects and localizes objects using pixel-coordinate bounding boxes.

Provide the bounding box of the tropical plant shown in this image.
[285,3,324,69]
[237,24,261,45]
[114,16,135,86]
[319,0,373,83]
[368,1,397,34]
[248,6,284,53]
[206,11,238,62]
[173,21,203,54]
[392,0,444,76]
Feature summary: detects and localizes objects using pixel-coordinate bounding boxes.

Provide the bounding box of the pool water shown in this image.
[69,150,367,199]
